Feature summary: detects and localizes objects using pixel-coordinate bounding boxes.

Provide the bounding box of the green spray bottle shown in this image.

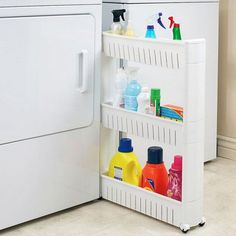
[173,23,182,40]
[168,16,182,40]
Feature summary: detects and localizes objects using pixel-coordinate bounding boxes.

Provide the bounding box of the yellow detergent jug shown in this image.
[108,138,142,186]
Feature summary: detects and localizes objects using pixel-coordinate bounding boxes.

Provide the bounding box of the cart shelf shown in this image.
[101,33,206,232]
[101,174,182,227]
[103,32,205,69]
[102,103,183,147]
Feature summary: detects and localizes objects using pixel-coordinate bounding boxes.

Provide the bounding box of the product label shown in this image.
[150,100,156,115]
[114,166,123,181]
[147,178,155,190]
[124,95,138,111]
[167,170,182,201]
[150,99,160,116]
[142,177,155,192]
[156,101,160,116]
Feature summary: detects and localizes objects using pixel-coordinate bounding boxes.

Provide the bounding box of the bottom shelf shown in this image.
[101,174,182,227]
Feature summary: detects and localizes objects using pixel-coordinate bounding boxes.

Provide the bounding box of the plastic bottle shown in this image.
[124,20,136,37]
[124,68,141,112]
[173,23,182,40]
[137,87,150,114]
[167,155,183,201]
[108,138,142,186]
[150,88,161,116]
[111,9,126,35]
[145,25,156,39]
[113,68,128,108]
[142,147,168,195]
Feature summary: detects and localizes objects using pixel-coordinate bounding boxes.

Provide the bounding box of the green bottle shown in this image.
[150,88,161,116]
[173,23,182,40]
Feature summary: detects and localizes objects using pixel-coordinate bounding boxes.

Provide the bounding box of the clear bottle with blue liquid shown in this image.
[145,25,156,39]
[124,67,141,112]
[124,80,141,111]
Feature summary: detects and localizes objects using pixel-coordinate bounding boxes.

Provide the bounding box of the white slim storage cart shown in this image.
[101,32,206,233]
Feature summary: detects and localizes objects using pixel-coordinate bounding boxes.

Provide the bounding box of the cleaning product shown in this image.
[137,87,150,114]
[124,67,141,112]
[142,147,168,195]
[150,88,161,116]
[111,9,126,35]
[160,104,183,122]
[124,20,136,37]
[108,138,142,186]
[168,16,182,40]
[113,68,128,108]
[173,23,182,40]
[167,155,183,201]
[145,25,156,39]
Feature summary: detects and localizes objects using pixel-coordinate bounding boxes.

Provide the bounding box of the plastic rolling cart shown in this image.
[100,32,206,233]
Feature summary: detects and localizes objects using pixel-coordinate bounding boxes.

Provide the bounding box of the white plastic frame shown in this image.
[101,32,206,231]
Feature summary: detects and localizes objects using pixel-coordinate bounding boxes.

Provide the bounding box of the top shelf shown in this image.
[103,32,205,69]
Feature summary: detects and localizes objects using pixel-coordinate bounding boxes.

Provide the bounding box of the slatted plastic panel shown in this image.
[101,175,181,227]
[102,104,183,146]
[103,32,185,69]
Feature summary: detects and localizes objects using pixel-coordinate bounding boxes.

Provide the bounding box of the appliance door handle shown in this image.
[78,49,89,93]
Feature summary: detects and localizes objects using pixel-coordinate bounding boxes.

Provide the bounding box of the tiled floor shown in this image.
[1,157,236,236]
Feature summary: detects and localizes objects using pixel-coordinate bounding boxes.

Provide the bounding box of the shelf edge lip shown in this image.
[102,103,184,127]
[101,174,182,206]
[102,31,205,46]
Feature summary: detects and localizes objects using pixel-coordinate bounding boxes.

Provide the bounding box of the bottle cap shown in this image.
[147,25,154,30]
[118,138,133,153]
[174,23,180,28]
[171,155,183,170]
[150,88,161,99]
[147,146,163,164]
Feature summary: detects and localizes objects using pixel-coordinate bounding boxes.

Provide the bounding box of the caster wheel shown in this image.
[180,224,190,234]
[181,229,189,234]
[199,217,206,227]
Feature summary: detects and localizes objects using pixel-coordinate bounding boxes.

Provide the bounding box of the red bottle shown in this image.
[142,147,168,195]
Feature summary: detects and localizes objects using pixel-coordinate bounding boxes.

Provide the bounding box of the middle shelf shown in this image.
[102,103,183,147]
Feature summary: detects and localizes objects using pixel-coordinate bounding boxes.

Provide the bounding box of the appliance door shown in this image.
[0,14,95,144]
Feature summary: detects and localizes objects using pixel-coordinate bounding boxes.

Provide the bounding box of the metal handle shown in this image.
[78,49,89,93]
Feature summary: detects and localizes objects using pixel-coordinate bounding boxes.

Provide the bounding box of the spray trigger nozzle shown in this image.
[168,16,175,29]
[157,12,166,29]
[112,9,126,22]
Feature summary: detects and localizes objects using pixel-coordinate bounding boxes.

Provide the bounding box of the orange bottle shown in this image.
[142,147,168,195]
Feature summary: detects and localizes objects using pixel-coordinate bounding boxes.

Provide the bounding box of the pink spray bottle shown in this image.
[167,155,182,201]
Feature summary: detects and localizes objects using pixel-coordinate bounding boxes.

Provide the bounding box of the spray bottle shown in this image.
[111,9,126,35]
[168,16,182,40]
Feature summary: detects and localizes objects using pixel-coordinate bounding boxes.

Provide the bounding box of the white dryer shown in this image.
[0,0,101,229]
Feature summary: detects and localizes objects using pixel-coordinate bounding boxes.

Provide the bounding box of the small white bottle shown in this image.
[113,68,128,108]
[137,87,150,114]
